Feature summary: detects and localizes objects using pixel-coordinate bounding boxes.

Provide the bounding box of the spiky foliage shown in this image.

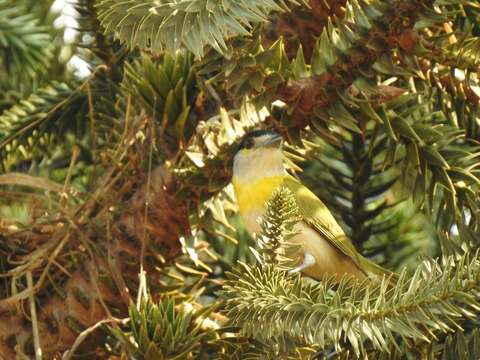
[360,328,480,360]
[222,250,480,358]
[123,53,197,152]
[253,186,302,269]
[0,81,85,170]
[96,0,300,57]
[0,0,54,85]
[2,0,480,358]
[301,126,400,252]
[0,0,72,114]
[110,298,216,359]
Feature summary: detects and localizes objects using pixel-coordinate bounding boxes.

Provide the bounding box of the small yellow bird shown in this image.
[232,130,394,282]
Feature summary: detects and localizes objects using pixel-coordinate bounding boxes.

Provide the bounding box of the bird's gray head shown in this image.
[232,130,285,182]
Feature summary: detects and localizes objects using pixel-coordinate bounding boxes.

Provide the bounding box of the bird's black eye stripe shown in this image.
[244,138,254,149]
[236,129,277,152]
[239,137,254,150]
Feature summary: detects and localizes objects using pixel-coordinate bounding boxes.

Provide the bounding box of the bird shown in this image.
[231,130,395,282]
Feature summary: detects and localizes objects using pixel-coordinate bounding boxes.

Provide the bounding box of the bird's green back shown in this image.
[283,175,394,279]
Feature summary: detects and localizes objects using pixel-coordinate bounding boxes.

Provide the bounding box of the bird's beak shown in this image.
[262,133,283,148]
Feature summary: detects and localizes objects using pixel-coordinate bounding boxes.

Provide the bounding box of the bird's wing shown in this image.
[283,176,364,270]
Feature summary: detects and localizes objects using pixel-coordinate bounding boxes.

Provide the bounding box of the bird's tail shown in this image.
[363,258,399,285]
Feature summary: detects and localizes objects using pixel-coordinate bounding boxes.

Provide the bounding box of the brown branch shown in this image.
[264,0,347,59]
[276,0,433,130]
[0,137,189,358]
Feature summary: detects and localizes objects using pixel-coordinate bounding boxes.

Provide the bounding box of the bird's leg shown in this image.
[288,252,316,274]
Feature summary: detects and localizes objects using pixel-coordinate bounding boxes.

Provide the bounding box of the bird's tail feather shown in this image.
[363,258,399,284]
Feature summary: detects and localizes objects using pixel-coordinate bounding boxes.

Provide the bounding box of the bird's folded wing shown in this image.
[283,176,364,269]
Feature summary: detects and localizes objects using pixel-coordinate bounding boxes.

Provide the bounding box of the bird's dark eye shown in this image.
[242,138,254,150]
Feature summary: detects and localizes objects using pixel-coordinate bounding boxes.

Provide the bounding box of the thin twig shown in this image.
[0,234,69,307]
[136,268,148,309]
[136,102,155,309]
[86,81,98,187]
[62,317,128,360]
[60,145,80,208]
[27,271,42,360]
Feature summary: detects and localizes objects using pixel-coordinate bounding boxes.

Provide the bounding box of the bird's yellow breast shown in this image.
[232,175,285,225]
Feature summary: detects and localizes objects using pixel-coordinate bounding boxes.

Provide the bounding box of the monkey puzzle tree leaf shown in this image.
[254,186,303,269]
[311,30,337,75]
[96,0,298,57]
[111,298,214,359]
[122,51,198,152]
[291,46,309,79]
[327,102,361,133]
[0,0,54,83]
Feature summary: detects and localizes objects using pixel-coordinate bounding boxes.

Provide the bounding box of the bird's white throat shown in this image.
[232,147,285,183]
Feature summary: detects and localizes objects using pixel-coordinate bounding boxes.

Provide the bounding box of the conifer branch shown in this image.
[361,328,480,359]
[253,186,302,270]
[76,0,119,71]
[222,251,480,357]
[302,130,399,252]
[0,81,85,169]
[0,0,54,83]
[201,0,436,127]
[96,0,303,57]
[110,297,216,358]
[379,92,480,233]
[123,52,198,154]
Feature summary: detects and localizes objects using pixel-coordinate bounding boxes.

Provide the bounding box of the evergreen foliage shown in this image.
[96,0,300,57]
[0,0,53,83]
[0,0,480,358]
[253,186,302,269]
[123,53,198,152]
[222,249,480,358]
[110,298,217,359]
